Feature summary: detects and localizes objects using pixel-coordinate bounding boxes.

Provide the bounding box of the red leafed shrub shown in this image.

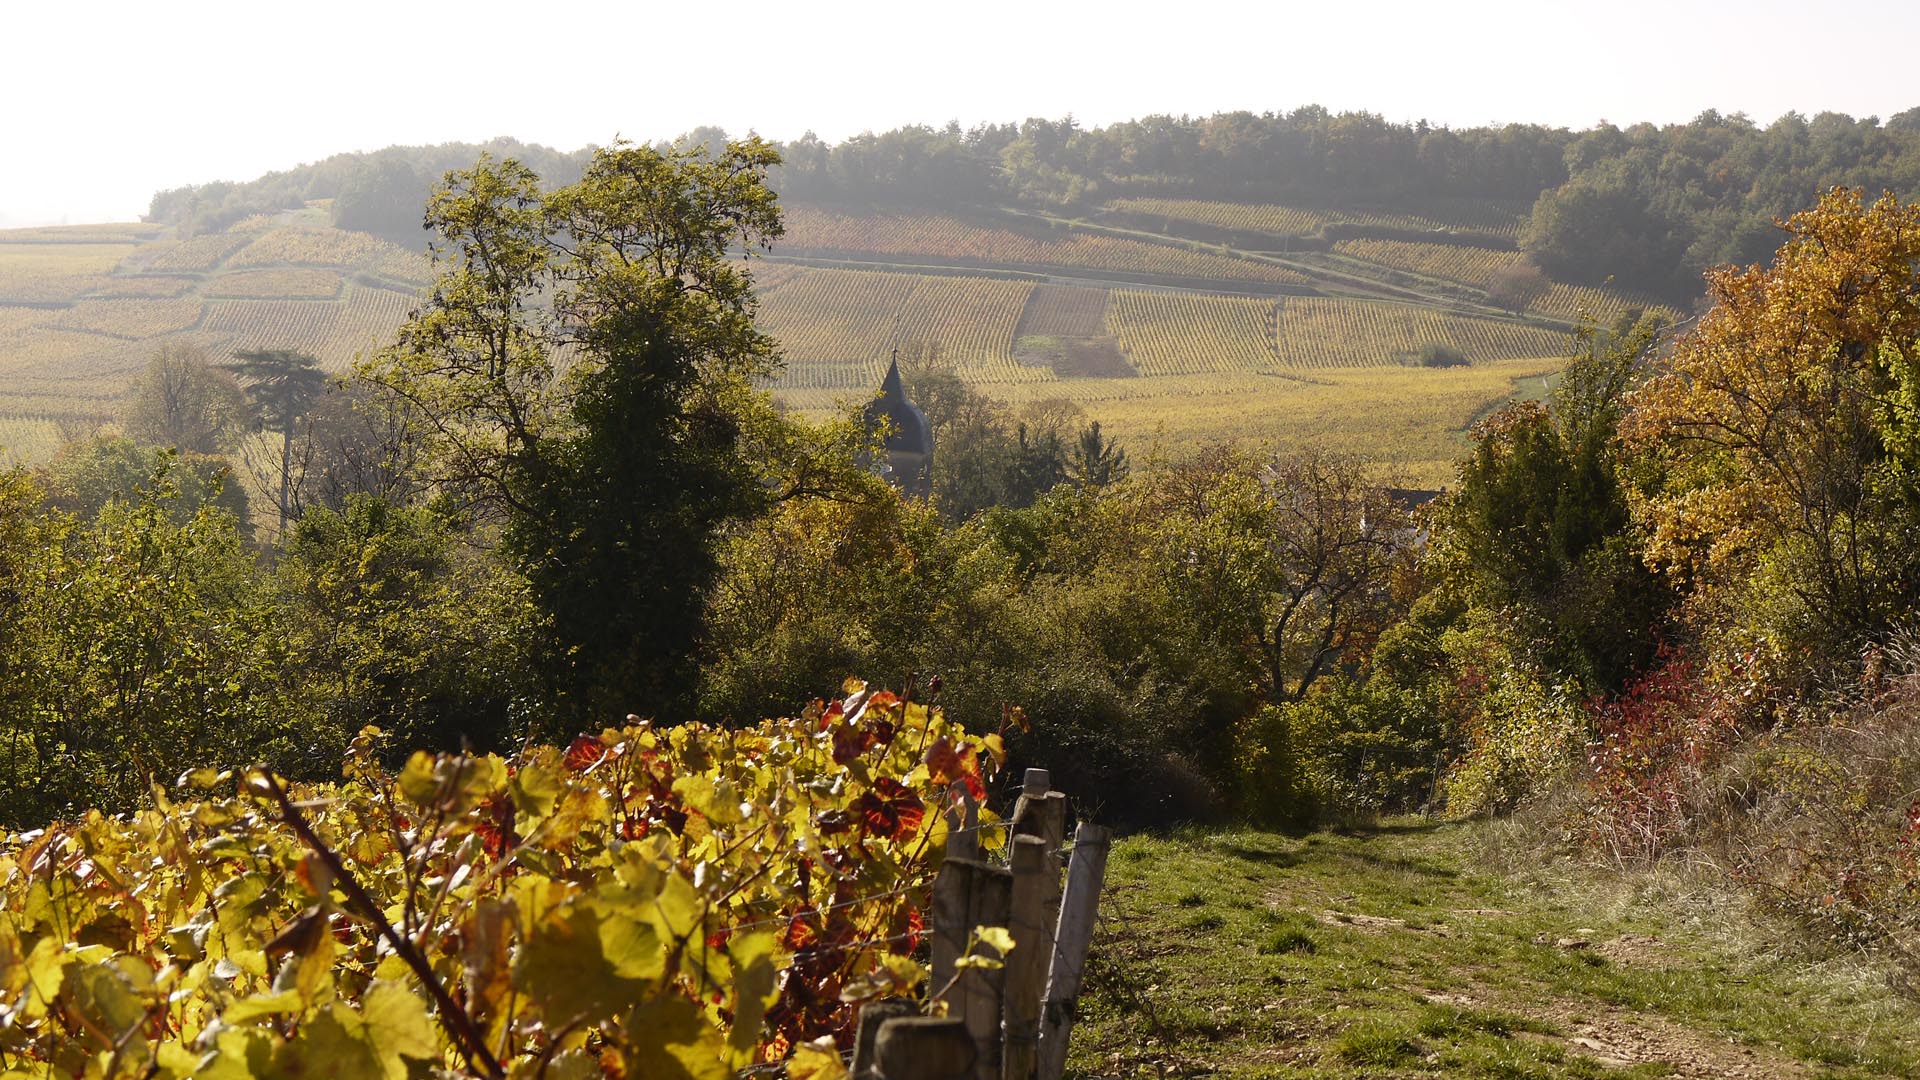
[1581,647,1742,863]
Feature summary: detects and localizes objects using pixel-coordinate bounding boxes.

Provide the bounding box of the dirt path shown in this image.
[1067,822,1920,1078]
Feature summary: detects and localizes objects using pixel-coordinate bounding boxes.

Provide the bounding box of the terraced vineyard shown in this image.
[1332,237,1522,290]
[49,298,204,339]
[143,231,257,272]
[206,267,344,299]
[229,226,393,268]
[1271,297,1568,368]
[0,217,435,445]
[0,414,65,463]
[1106,197,1526,240]
[0,199,1625,483]
[1015,284,1109,337]
[1329,238,1682,323]
[781,206,1310,285]
[1104,290,1278,376]
[755,266,1042,388]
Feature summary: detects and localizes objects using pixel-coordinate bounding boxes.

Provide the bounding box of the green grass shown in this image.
[1068,821,1920,1078]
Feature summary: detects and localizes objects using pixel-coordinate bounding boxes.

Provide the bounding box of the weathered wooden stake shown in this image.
[931,857,1012,1080]
[1035,823,1112,1080]
[945,781,981,862]
[1008,772,1067,921]
[852,999,918,1080]
[875,1016,975,1080]
[1001,835,1052,1080]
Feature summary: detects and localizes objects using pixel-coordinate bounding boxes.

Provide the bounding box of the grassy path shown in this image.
[1068,822,1920,1078]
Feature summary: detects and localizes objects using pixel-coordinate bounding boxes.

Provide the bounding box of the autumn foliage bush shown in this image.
[0,681,1005,1079]
[1579,647,1744,863]
[1710,653,1920,983]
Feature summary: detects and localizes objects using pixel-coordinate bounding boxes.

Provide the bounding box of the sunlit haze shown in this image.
[5,0,1918,226]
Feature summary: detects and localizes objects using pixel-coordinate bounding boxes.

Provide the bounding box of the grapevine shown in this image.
[0,680,1005,1078]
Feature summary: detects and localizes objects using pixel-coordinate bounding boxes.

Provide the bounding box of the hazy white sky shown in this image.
[5,0,1917,226]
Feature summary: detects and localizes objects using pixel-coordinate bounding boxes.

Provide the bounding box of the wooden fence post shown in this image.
[874,1016,975,1080]
[1001,834,1052,1080]
[1008,769,1067,937]
[945,782,980,862]
[1009,769,1067,853]
[931,857,1012,1080]
[852,999,918,1080]
[1035,823,1112,1080]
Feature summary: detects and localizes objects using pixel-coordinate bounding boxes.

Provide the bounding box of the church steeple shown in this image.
[862,350,934,499]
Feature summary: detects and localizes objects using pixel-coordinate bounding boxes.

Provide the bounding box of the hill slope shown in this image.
[0,195,1666,482]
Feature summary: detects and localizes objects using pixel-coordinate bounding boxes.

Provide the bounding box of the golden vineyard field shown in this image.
[1328,238,1682,324]
[0,221,427,442]
[1104,197,1526,240]
[1271,297,1568,368]
[756,265,1568,383]
[780,206,1310,285]
[0,204,1608,481]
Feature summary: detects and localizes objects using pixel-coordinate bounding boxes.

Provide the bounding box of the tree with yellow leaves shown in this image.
[1625,188,1920,670]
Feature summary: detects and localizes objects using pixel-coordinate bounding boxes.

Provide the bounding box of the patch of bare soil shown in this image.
[1592,933,1682,969]
[1318,908,1454,936]
[1014,334,1136,378]
[1542,1001,1805,1079]
[1423,988,1808,1079]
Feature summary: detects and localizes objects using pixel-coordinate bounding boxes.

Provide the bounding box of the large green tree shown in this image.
[227,348,328,534]
[362,139,788,723]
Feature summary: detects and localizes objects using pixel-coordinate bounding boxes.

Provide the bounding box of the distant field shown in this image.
[0,218,434,450]
[1105,197,1525,240]
[207,267,344,299]
[758,266,1044,389]
[1271,297,1569,368]
[780,206,1310,286]
[1104,290,1277,376]
[1329,238,1681,323]
[0,209,1579,480]
[0,223,164,245]
[779,357,1563,488]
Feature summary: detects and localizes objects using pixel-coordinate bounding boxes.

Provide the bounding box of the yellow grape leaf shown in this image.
[398,751,508,813]
[66,961,145,1048]
[646,872,704,946]
[673,774,744,827]
[621,996,730,1080]
[981,732,1006,769]
[198,1025,277,1080]
[595,906,666,982]
[839,952,928,1003]
[788,1036,850,1080]
[509,755,565,818]
[953,953,1004,972]
[154,1040,205,1078]
[538,784,609,850]
[21,935,64,1020]
[396,751,441,808]
[514,906,653,1026]
[221,989,305,1024]
[880,952,927,988]
[525,1049,602,1080]
[275,1004,382,1080]
[974,925,1015,955]
[0,918,24,998]
[360,980,440,1077]
[726,930,780,1067]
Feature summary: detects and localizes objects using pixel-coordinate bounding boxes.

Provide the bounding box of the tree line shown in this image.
[147,106,1920,305]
